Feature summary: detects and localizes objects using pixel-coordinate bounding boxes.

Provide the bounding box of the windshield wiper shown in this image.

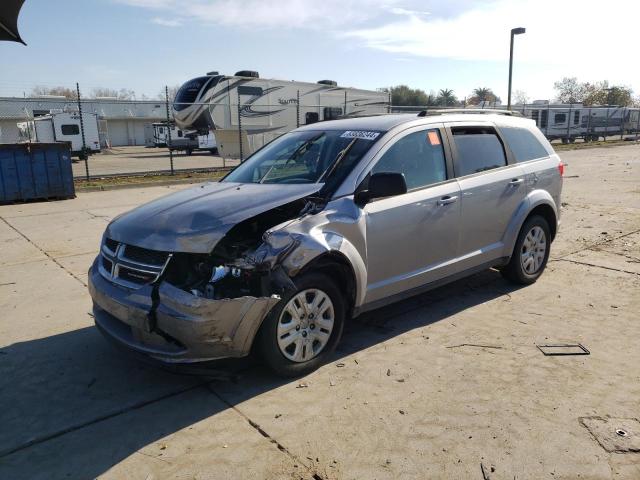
[318,138,358,184]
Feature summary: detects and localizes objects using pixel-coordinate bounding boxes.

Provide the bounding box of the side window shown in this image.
[540,110,548,128]
[530,110,539,126]
[573,110,580,125]
[305,112,319,125]
[238,86,263,96]
[500,127,548,162]
[372,129,446,190]
[323,107,342,121]
[554,113,566,124]
[61,124,80,135]
[451,126,506,176]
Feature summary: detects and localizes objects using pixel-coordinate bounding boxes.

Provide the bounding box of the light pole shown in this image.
[507,27,526,110]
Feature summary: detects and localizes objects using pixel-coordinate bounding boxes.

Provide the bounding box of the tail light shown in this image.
[558,159,564,177]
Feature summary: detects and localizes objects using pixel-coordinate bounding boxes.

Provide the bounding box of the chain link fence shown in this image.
[1,83,639,181]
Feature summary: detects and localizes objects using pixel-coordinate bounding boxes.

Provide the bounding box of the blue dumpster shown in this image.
[0,143,75,204]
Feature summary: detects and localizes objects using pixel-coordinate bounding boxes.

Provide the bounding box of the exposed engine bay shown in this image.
[162,197,315,301]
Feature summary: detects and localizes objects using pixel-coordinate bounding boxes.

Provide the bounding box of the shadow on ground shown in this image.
[0,269,521,478]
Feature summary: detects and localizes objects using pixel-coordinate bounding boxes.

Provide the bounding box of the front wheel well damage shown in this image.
[248,252,357,356]
[295,252,357,317]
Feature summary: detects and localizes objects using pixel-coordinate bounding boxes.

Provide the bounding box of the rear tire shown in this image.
[257,272,345,377]
[501,215,551,285]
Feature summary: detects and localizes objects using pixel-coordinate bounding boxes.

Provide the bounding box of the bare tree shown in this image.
[513,90,529,105]
[158,85,180,102]
[89,87,135,99]
[29,85,77,99]
[554,77,634,106]
[553,77,587,103]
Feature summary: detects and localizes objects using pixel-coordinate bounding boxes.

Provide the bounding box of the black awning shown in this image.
[0,0,27,45]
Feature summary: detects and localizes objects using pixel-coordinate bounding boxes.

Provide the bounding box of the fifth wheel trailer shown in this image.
[145,122,217,154]
[17,112,100,155]
[172,70,389,157]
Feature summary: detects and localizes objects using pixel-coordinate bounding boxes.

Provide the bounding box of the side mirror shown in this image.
[356,172,407,205]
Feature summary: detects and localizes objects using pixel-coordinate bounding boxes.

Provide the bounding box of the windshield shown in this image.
[174,76,219,111]
[223,129,382,185]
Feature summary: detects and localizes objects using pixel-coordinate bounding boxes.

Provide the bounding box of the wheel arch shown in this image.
[294,251,358,318]
[527,203,557,241]
[502,191,559,258]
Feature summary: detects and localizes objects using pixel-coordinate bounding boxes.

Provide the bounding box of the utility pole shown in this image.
[165,86,174,174]
[76,82,89,180]
[507,27,526,110]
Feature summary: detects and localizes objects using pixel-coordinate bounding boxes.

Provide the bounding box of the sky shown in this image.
[1,0,638,102]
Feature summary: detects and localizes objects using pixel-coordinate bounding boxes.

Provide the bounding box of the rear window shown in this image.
[452,127,506,176]
[61,124,80,135]
[500,127,548,162]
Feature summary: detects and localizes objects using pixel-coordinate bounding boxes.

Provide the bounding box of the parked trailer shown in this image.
[17,112,100,156]
[522,104,640,142]
[172,70,389,157]
[147,122,217,154]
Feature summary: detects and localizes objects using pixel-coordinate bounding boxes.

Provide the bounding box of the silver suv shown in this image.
[89,111,563,376]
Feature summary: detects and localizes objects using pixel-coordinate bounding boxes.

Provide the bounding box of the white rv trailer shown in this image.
[172,70,389,156]
[144,123,156,147]
[521,103,640,142]
[146,122,217,154]
[17,112,100,155]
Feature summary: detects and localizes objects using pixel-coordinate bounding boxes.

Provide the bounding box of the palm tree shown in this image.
[473,87,492,103]
[437,89,457,107]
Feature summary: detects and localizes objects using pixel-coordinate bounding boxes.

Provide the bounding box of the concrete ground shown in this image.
[72,145,239,178]
[1,145,639,479]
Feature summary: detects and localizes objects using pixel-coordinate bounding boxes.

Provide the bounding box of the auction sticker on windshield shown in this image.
[340,131,380,140]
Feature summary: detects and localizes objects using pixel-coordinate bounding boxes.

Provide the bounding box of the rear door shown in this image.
[362,125,461,304]
[446,122,526,269]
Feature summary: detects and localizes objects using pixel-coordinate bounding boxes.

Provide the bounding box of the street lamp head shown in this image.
[511,27,526,35]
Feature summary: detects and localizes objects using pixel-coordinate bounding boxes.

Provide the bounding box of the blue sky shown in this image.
[1,0,638,102]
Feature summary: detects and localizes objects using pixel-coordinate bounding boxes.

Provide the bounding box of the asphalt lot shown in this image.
[72,146,239,178]
[1,144,639,479]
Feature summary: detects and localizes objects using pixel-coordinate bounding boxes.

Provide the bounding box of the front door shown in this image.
[363,126,461,304]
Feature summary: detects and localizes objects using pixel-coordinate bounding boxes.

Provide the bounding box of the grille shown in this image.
[99,238,171,289]
[104,237,118,254]
[121,244,168,266]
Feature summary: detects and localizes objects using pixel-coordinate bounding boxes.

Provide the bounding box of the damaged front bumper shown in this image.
[88,257,280,363]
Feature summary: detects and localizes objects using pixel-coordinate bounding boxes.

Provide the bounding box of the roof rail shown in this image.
[417,109,523,117]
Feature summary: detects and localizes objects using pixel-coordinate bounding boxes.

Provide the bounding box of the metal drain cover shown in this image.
[580,417,640,453]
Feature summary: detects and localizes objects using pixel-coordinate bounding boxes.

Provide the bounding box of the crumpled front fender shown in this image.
[155,282,281,358]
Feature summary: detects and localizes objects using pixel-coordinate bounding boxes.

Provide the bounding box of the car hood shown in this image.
[105,182,320,253]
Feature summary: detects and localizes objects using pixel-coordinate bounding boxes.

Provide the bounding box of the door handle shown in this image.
[509,178,524,186]
[437,195,458,206]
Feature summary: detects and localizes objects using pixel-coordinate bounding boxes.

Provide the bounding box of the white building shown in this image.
[0,97,166,147]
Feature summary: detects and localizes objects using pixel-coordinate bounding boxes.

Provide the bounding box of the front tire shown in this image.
[257,272,345,377]
[501,215,551,285]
